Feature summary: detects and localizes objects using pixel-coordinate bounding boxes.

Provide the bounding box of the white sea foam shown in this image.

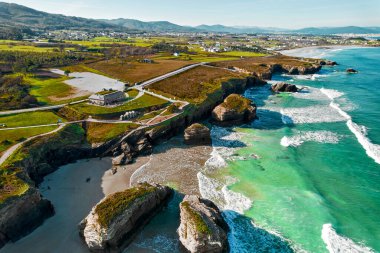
[322,89,380,165]
[197,172,252,214]
[282,73,328,81]
[281,131,340,147]
[278,105,347,124]
[322,224,374,253]
[291,87,330,101]
[224,211,294,253]
[204,126,247,169]
[320,88,344,100]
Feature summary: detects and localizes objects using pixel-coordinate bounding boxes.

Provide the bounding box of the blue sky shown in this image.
[4,0,380,28]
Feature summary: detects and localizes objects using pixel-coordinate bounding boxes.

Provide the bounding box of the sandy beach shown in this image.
[1,134,212,253]
[280,45,366,58]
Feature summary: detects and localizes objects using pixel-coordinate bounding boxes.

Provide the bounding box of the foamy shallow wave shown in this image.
[197,172,252,214]
[281,131,340,147]
[320,88,344,100]
[198,172,297,253]
[205,126,247,169]
[322,224,374,253]
[322,89,380,165]
[282,73,328,81]
[278,105,347,124]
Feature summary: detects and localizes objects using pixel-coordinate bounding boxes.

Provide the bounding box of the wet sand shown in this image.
[1,135,212,253]
[130,135,213,195]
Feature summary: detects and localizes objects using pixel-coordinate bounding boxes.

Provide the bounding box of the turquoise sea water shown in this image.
[201,47,380,252]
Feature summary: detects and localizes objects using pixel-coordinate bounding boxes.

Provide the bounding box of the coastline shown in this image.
[280,45,368,58]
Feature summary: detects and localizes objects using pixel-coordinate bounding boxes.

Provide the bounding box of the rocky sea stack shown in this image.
[212,94,256,125]
[184,124,212,145]
[271,82,298,93]
[347,68,358,73]
[79,183,173,252]
[178,195,229,253]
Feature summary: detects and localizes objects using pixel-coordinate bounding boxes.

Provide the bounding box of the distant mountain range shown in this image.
[1,2,380,35]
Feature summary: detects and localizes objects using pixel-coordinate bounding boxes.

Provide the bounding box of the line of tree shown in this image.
[0,75,38,110]
[0,51,86,73]
[152,42,189,54]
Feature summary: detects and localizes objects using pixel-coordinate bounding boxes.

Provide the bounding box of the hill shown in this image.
[293,26,380,35]
[0,2,121,31]
[1,2,379,35]
[100,18,198,32]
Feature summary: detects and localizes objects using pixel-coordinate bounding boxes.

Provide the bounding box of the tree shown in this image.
[64,70,71,77]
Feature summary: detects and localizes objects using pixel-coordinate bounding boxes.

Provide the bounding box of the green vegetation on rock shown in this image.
[95,183,156,228]
[222,94,252,113]
[181,201,211,235]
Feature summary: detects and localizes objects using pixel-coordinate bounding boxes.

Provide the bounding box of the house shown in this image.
[89,90,126,106]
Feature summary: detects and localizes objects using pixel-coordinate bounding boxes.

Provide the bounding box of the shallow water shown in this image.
[200,47,380,252]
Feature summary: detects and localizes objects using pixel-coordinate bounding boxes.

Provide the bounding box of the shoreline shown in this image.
[279,45,368,58]
[2,135,212,252]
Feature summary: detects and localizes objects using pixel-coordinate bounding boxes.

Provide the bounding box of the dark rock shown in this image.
[184,124,211,145]
[178,195,229,253]
[112,153,133,166]
[271,82,298,93]
[347,68,358,73]
[0,188,54,247]
[212,94,256,125]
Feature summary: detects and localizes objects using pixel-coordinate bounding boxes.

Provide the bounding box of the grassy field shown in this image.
[219,51,267,57]
[0,126,57,155]
[147,66,246,104]
[86,122,139,143]
[61,64,108,76]
[24,74,88,105]
[126,89,140,98]
[210,55,314,72]
[155,53,238,63]
[70,93,168,116]
[87,59,190,84]
[0,111,64,127]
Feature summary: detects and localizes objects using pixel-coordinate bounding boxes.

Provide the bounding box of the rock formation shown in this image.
[178,195,229,253]
[212,94,256,125]
[79,183,173,252]
[184,124,211,145]
[271,82,298,93]
[0,187,54,248]
[347,68,358,73]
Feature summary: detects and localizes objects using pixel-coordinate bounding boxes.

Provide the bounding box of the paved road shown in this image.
[0,99,88,116]
[135,62,207,90]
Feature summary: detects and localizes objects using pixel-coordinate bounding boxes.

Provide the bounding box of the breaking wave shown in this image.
[322,224,374,253]
[321,88,380,165]
[278,105,347,124]
[281,131,341,147]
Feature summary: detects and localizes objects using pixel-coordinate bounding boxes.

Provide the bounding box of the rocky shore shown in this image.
[0,54,326,249]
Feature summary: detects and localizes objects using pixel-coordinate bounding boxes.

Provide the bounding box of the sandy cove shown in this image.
[1,135,211,253]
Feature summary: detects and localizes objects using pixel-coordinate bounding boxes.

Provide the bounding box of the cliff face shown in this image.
[79,183,173,252]
[0,187,54,247]
[178,195,229,253]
